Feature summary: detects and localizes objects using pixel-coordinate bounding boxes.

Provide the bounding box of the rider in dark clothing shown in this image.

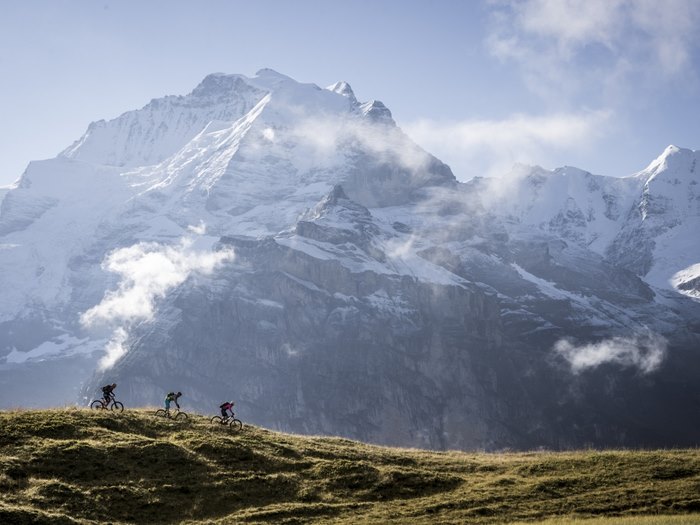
[220,401,235,420]
[102,383,117,404]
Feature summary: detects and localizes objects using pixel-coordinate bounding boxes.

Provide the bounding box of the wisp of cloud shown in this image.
[487,0,700,101]
[81,236,233,370]
[404,110,610,180]
[554,330,668,374]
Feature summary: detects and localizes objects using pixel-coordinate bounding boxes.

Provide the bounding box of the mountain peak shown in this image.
[359,100,394,125]
[641,144,698,184]
[324,183,351,204]
[190,70,299,99]
[254,68,296,85]
[255,68,292,79]
[655,144,697,162]
[190,72,250,98]
[660,144,686,158]
[302,184,365,221]
[61,72,267,168]
[327,81,357,103]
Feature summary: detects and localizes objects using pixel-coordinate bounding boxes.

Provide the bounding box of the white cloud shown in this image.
[628,1,700,75]
[81,237,233,369]
[262,127,276,141]
[100,327,129,371]
[187,220,207,235]
[385,234,418,259]
[403,110,610,180]
[554,330,668,374]
[287,115,434,174]
[512,0,623,52]
[487,0,700,101]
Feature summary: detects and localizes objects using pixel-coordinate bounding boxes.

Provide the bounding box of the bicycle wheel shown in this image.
[175,411,188,420]
[154,409,167,417]
[210,415,223,424]
[111,401,124,413]
[229,419,243,432]
[90,400,104,410]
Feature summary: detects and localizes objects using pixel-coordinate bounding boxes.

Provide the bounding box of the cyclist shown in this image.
[101,383,117,406]
[219,400,235,421]
[164,391,182,415]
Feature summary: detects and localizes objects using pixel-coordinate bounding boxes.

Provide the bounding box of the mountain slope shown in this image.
[1,409,699,525]
[59,73,267,168]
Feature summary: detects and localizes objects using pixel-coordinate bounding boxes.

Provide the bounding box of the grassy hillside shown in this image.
[0,409,698,524]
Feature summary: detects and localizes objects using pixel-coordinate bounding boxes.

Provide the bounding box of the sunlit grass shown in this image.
[1,408,698,524]
[509,516,700,525]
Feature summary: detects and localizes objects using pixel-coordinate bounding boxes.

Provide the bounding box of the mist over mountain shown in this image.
[1,70,698,450]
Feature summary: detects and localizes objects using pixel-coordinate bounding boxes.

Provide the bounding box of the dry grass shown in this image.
[1,408,699,524]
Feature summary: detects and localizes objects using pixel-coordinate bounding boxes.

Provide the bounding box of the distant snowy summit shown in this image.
[61,69,400,170]
[55,68,453,214]
[467,144,700,297]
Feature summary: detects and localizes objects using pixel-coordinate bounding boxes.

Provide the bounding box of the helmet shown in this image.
[230,401,235,405]
[177,391,182,396]
[112,383,117,388]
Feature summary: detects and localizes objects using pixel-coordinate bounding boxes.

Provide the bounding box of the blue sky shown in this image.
[1,0,699,186]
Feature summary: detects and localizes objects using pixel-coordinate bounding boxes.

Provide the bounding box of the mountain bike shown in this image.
[210,414,243,431]
[90,395,124,413]
[154,408,188,420]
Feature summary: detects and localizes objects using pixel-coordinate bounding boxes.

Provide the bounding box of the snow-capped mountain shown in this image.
[1,70,698,450]
[469,146,700,299]
[610,146,700,296]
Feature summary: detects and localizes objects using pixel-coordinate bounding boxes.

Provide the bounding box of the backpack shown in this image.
[102,385,111,393]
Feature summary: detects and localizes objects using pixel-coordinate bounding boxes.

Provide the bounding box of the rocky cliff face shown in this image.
[2,70,699,450]
[106,235,514,449]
